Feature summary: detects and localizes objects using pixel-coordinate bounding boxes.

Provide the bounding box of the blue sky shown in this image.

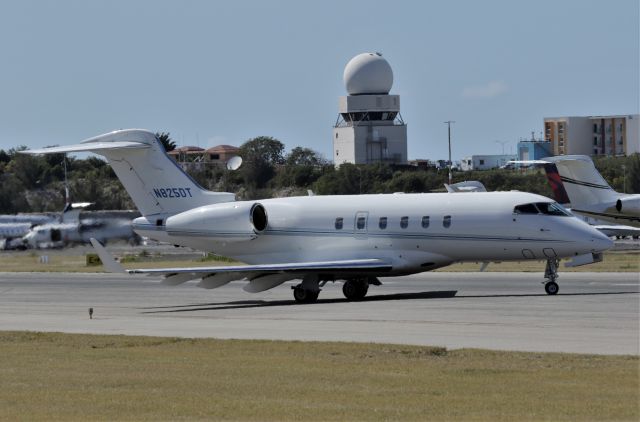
[0,0,638,161]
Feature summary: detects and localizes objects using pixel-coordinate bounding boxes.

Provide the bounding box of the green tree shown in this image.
[275,147,328,188]
[285,147,325,166]
[627,153,640,193]
[0,174,30,213]
[238,136,285,190]
[0,150,10,164]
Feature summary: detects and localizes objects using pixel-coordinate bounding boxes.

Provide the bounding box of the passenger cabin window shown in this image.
[400,216,409,229]
[513,202,571,216]
[356,216,366,230]
[335,217,343,230]
[443,215,451,228]
[421,216,430,228]
[379,217,387,230]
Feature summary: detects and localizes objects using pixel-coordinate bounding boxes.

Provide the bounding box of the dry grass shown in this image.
[0,331,637,421]
[0,250,637,273]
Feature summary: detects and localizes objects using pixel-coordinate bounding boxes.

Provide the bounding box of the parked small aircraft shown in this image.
[541,155,640,227]
[1,201,138,250]
[507,156,640,238]
[21,213,138,249]
[24,130,613,301]
[0,205,83,250]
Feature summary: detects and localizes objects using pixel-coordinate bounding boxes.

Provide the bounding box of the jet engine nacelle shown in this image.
[165,201,268,242]
[613,197,640,215]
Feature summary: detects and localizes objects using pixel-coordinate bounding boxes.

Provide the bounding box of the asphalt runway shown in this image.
[0,271,637,355]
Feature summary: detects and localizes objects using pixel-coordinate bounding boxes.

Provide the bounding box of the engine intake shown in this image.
[251,203,268,232]
[165,201,269,242]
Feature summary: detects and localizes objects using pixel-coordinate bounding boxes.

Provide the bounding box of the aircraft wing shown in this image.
[127,259,392,275]
[593,225,640,238]
[91,239,392,278]
[506,160,550,165]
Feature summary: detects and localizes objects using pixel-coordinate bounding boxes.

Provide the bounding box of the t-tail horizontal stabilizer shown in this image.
[22,129,235,218]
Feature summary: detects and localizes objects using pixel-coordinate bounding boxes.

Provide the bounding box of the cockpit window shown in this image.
[514,203,539,214]
[513,202,571,216]
[536,202,571,216]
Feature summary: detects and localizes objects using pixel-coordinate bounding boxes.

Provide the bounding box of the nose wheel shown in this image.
[544,281,559,295]
[543,259,560,295]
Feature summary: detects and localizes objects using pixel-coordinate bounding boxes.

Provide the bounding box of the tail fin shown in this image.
[23,129,234,218]
[542,163,571,205]
[542,155,618,208]
[61,202,92,223]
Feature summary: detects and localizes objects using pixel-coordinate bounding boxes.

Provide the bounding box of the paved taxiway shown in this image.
[0,271,637,355]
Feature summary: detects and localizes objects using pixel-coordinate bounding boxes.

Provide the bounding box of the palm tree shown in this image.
[155,132,176,152]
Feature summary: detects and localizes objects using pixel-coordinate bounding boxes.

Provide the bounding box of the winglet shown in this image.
[90,238,126,273]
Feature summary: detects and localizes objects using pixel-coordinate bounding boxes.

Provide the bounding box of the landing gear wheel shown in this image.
[544,281,559,295]
[543,258,560,295]
[293,285,319,303]
[342,279,369,301]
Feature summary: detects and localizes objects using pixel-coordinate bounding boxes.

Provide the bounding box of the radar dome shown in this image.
[343,52,393,95]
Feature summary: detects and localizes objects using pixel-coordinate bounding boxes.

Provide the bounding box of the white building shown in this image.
[544,115,639,156]
[460,154,517,171]
[333,53,407,165]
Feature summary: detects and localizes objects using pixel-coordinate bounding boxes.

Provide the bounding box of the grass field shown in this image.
[0,250,638,273]
[0,331,637,421]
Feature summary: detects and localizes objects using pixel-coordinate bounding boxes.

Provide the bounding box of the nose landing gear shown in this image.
[543,258,560,295]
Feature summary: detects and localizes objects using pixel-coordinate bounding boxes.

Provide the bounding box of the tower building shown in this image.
[333,53,407,165]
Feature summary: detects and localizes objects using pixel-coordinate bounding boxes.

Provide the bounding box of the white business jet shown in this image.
[541,155,640,227]
[24,130,613,301]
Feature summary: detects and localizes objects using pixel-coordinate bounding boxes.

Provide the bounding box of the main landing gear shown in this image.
[292,276,381,303]
[342,278,369,301]
[292,274,321,304]
[292,285,319,303]
[342,277,381,301]
[543,258,559,295]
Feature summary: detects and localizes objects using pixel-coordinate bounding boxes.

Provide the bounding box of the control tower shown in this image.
[333,52,407,165]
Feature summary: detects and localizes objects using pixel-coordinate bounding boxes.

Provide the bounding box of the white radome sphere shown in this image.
[343,52,393,95]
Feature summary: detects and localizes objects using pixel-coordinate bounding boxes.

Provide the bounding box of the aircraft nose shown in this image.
[590,232,614,252]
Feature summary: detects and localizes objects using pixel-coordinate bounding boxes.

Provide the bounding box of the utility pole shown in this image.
[495,140,508,155]
[63,154,70,206]
[444,121,455,185]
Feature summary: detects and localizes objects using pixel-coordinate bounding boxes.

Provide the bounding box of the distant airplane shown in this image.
[0,222,32,249]
[507,156,640,238]
[0,214,55,225]
[21,212,137,249]
[444,180,487,193]
[1,201,138,250]
[541,155,640,227]
[0,213,57,248]
[24,129,612,300]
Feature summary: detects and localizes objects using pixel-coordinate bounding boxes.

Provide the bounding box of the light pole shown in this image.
[444,121,455,185]
[495,140,508,155]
